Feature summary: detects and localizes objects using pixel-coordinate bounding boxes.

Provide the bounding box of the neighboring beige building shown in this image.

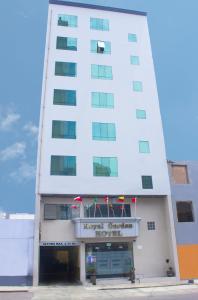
[34,1,179,285]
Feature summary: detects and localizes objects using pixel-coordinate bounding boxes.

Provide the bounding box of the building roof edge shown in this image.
[49,0,147,16]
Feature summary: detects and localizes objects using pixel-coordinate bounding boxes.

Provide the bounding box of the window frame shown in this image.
[52,120,76,139]
[93,156,118,177]
[91,92,114,109]
[90,17,109,31]
[58,14,78,27]
[141,175,153,189]
[50,155,76,176]
[92,122,116,141]
[56,36,77,51]
[53,89,76,106]
[55,61,77,77]
[176,201,194,223]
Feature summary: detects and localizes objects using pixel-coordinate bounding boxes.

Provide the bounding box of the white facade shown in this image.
[0,219,34,285]
[34,1,179,285]
[37,3,170,196]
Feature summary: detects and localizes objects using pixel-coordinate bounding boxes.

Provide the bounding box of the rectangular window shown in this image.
[92,92,114,108]
[171,165,189,184]
[139,141,150,153]
[44,204,80,220]
[142,176,153,189]
[176,201,194,222]
[58,14,77,27]
[56,37,77,51]
[84,204,131,218]
[53,89,76,106]
[128,33,137,42]
[55,62,76,77]
[93,157,118,177]
[51,155,76,176]
[90,18,109,31]
[90,40,111,54]
[52,120,76,139]
[136,109,146,119]
[133,81,143,92]
[91,64,113,80]
[147,221,156,230]
[130,56,140,65]
[92,122,116,141]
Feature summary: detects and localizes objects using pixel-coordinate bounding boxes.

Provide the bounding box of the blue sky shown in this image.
[0,0,198,213]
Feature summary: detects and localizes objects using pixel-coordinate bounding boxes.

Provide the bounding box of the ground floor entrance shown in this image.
[85,242,133,278]
[39,246,80,284]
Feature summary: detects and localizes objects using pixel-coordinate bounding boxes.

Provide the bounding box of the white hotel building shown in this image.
[34,0,179,285]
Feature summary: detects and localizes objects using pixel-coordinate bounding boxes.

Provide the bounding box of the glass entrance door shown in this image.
[86,242,133,278]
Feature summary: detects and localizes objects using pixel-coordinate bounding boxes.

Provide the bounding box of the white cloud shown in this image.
[0,142,26,162]
[23,122,38,137]
[0,113,21,131]
[10,162,36,183]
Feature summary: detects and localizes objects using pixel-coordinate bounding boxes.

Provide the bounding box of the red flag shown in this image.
[131,197,137,203]
[104,196,109,203]
[71,205,79,209]
[96,204,100,209]
[74,196,82,202]
[119,205,124,210]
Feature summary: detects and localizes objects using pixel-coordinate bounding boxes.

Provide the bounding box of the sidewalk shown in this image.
[0,278,197,293]
[84,277,197,290]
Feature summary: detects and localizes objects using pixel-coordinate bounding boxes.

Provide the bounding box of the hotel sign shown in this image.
[72,217,141,239]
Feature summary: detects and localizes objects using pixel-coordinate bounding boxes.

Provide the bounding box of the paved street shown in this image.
[1,285,198,300]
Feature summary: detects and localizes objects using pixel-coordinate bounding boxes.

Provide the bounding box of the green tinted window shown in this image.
[93,157,118,177]
[92,122,116,141]
[53,89,76,106]
[55,62,76,77]
[90,40,111,54]
[136,109,146,119]
[133,81,143,92]
[51,155,76,176]
[52,121,76,139]
[58,14,77,27]
[92,92,114,108]
[90,18,109,31]
[139,141,150,153]
[128,33,137,42]
[91,64,112,79]
[142,176,153,189]
[56,37,77,51]
[130,56,140,65]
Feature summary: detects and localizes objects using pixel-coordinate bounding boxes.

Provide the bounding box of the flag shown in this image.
[104,196,109,203]
[74,196,82,202]
[96,204,100,209]
[93,197,97,203]
[71,205,79,209]
[119,205,124,210]
[117,196,125,203]
[131,197,137,203]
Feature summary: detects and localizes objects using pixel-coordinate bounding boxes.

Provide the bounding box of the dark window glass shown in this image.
[142,176,153,189]
[84,204,131,218]
[52,120,76,139]
[176,201,194,222]
[55,62,76,77]
[50,155,76,176]
[44,204,80,220]
[53,89,76,106]
[56,37,77,51]
[58,14,77,27]
[147,221,155,230]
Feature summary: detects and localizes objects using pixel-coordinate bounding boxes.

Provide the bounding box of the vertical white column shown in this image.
[80,243,86,284]
[165,195,180,279]
[33,194,41,286]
